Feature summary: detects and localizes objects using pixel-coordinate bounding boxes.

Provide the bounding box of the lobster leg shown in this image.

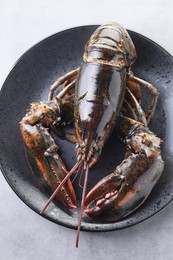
[52,126,76,143]
[56,79,77,100]
[124,87,147,126]
[48,68,79,100]
[126,76,141,104]
[128,71,159,123]
[84,116,164,221]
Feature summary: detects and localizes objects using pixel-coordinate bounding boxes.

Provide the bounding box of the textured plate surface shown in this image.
[0,25,173,232]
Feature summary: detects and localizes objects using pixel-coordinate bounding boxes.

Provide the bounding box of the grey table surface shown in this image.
[1,0,173,259]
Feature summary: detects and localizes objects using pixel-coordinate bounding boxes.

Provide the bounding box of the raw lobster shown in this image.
[20,22,164,247]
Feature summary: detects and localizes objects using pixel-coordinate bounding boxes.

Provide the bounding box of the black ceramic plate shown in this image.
[0,25,173,232]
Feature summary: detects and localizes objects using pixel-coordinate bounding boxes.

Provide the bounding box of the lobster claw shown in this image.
[85,153,164,221]
[85,116,165,221]
[20,119,77,209]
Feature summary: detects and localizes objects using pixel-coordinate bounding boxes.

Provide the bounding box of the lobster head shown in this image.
[84,22,137,68]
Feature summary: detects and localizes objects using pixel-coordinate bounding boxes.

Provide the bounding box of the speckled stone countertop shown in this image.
[0,1,173,259]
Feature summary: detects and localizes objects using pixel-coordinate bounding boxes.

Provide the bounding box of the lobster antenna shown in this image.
[71,163,83,184]
[79,167,85,188]
[76,163,89,248]
[40,159,83,215]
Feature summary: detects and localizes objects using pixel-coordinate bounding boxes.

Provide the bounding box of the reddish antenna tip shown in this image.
[76,241,79,248]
